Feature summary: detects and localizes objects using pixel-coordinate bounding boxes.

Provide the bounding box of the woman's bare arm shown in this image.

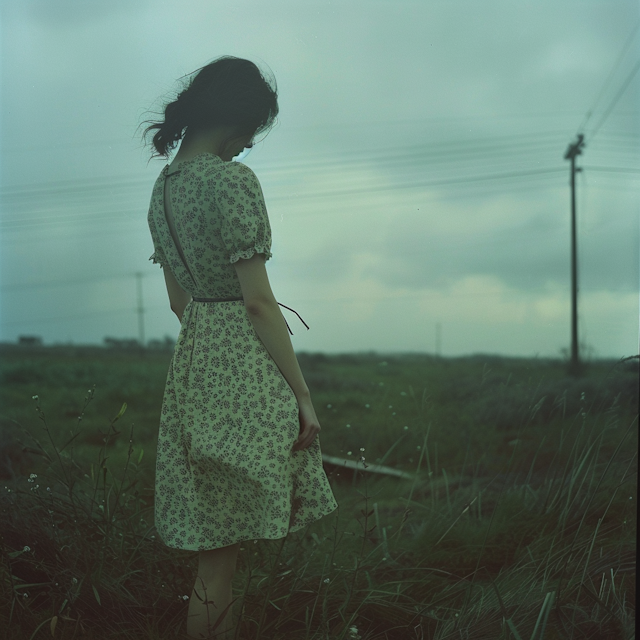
[163,266,192,322]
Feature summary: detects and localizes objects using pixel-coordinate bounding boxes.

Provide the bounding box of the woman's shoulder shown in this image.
[220,158,258,179]
[214,159,263,194]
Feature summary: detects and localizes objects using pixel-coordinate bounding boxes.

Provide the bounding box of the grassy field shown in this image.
[0,345,637,639]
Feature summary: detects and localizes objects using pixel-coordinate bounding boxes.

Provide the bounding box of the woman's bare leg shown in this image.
[186,542,240,639]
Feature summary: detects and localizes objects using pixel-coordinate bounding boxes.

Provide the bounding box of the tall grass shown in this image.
[0,352,636,639]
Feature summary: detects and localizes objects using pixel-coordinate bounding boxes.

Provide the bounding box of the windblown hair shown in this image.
[140,56,279,160]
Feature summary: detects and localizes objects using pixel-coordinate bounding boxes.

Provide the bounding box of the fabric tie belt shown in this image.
[191,296,309,336]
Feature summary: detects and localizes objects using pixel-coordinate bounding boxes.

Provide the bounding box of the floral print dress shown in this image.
[147,152,338,551]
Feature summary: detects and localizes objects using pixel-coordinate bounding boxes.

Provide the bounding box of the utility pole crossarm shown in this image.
[564,133,586,161]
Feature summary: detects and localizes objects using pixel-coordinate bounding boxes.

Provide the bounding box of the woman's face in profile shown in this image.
[230,141,253,162]
[223,132,255,162]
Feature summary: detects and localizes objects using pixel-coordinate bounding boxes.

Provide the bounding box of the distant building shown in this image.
[104,337,141,350]
[147,336,176,351]
[18,335,43,346]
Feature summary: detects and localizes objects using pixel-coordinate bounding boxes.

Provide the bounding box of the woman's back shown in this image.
[147,152,272,299]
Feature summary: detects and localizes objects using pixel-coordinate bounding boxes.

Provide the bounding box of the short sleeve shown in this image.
[216,162,272,264]
[148,248,167,269]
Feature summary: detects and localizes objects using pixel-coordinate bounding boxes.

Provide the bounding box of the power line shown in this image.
[281,111,604,131]
[0,306,166,327]
[260,132,568,170]
[0,130,584,197]
[590,58,640,141]
[0,273,136,291]
[583,166,640,174]
[276,167,567,201]
[2,204,621,293]
[2,164,633,235]
[4,283,638,331]
[577,18,640,135]
[0,131,633,203]
[0,207,145,230]
[0,166,568,232]
[7,172,636,235]
[258,130,636,171]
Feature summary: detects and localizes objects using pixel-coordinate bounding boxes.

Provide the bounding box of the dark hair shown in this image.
[140,56,279,160]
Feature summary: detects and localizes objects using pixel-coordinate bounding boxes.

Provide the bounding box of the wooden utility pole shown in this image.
[563,134,585,375]
[135,272,145,348]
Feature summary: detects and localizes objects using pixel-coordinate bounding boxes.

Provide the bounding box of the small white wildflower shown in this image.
[22,593,28,598]
[382,557,386,561]
[23,546,30,552]
[347,451,352,456]
[30,474,37,479]
[32,395,38,400]
[72,577,78,584]
[182,594,189,600]
[323,578,330,583]
[360,447,365,452]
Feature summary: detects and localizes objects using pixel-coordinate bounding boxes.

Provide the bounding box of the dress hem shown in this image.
[155,503,339,552]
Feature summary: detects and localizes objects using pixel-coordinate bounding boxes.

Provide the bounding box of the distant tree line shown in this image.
[9,335,176,351]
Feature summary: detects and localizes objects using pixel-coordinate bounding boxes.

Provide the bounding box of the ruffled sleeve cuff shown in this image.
[149,251,166,268]
[228,246,273,264]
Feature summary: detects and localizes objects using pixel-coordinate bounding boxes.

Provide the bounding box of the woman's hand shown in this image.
[292,394,321,452]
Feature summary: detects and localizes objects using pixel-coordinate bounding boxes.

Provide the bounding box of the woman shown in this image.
[141,56,338,639]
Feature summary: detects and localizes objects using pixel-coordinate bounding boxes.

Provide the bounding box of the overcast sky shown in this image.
[1,0,638,359]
